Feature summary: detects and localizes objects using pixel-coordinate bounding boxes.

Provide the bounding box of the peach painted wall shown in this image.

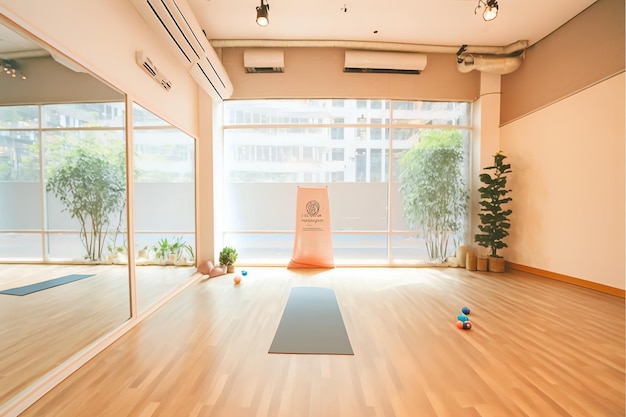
[0,0,200,136]
[222,48,480,101]
[501,0,625,124]
[500,73,625,289]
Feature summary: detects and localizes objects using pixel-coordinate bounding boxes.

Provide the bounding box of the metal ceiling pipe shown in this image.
[456,54,524,74]
[209,39,529,56]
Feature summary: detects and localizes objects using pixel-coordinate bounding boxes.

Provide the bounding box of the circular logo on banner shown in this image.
[306,200,321,216]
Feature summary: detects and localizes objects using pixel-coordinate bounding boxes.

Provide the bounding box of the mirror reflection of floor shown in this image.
[0,263,196,406]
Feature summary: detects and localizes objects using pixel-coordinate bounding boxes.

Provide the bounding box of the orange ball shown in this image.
[233,275,241,284]
[456,320,464,329]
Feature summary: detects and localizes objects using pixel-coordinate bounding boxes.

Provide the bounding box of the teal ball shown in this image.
[457,314,469,322]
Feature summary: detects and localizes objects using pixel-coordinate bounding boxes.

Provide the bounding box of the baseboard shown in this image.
[507,262,625,298]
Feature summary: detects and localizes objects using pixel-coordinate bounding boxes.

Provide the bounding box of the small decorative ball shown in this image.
[456,321,464,329]
[457,314,469,322]
[233,275,241,284]
[241,270,248,276]
[463,321,472,330]
[461,306,470,315]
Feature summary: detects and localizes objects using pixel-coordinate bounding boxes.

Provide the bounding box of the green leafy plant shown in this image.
[46,143,126,261]
[475,151,513,257]
[169,236,194,261]
[219,246,238,266]
[398,130,468,262]
[151,236,194,262]
[152,237,172,261]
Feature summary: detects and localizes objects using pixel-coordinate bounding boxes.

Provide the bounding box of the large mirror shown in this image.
[132,102,197,314]
[0,16,196,410]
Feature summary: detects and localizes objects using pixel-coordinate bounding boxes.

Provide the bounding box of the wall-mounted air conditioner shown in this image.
[129,0,233,100]
[244,49,284,73]
[135,51,172,91]
[344,50,427,74]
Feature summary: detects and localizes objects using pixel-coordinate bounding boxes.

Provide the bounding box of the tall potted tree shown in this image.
[399,130,468,263]
[46,142,126,262]
[474,151,512,272]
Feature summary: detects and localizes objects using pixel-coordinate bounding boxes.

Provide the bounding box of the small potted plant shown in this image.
[474,151,512,272]
[219,246,238,273]
[152,237,171,263]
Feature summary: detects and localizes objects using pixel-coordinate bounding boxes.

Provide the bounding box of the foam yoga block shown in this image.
[197,260,227,277]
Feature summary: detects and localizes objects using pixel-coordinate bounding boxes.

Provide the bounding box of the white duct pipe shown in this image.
[210,39,528,56]
[456,54,524,75]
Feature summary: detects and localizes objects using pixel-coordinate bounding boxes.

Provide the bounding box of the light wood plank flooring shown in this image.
[0,264,195,406]
[16,267,625,417]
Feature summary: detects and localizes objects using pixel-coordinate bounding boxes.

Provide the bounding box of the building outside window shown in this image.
[223,99,471,265]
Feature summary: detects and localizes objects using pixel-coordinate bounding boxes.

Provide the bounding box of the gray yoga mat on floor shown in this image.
[0,274,95,296]
[269,286,354,355]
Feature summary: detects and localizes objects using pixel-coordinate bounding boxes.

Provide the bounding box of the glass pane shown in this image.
[42,102,125,128]
[392,128,470,261]
[224,99,471,265]
[46,233,94,260]
[392,101,471,126]
[224,183,388,232]
[224,233,294,264]
[134,129,195,182]
[133,103,172,127]
[224,99,390,126]
[0,105,38,128]
[0,130,39,181]
[0,232,42,260]
[224,127,390,183]
[391,234,432,264]
[43,131,127,261]
[133,103,196,315]
[333,234,388,264]
[0,182,42,230]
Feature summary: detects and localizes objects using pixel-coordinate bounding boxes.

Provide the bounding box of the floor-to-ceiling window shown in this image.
[0,102,126,261]
[222,99,471,265]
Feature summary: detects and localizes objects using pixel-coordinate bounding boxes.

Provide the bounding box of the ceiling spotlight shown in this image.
[475,0,498,21]
[0,59,27,80]
[256,0,269,27]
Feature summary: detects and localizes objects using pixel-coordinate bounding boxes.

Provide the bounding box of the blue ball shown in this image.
[241,270,248,276]
[461,306,471,315]
[457,314,469,322]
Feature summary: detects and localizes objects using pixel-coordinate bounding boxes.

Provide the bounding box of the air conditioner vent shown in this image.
[244,49,284,73]
[135,51,172,91]
[344,50,427,75]
[130,0,233,100]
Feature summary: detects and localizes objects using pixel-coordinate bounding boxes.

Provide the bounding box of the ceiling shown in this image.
[0,0,599,59]
[189,0,598,50]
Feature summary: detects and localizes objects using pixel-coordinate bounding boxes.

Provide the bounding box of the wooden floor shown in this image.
[0,264,195,407]
[16,267,625,417]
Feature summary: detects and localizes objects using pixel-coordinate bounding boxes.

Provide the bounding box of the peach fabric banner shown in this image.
[288,187,335,268]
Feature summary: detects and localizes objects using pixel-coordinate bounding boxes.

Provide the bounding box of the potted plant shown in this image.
[474,151,512,272]
[152,237,171,263]
[219,246,238,273]
[398,130,468,263]
[168,236,195,264]
[46,142,126,262]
